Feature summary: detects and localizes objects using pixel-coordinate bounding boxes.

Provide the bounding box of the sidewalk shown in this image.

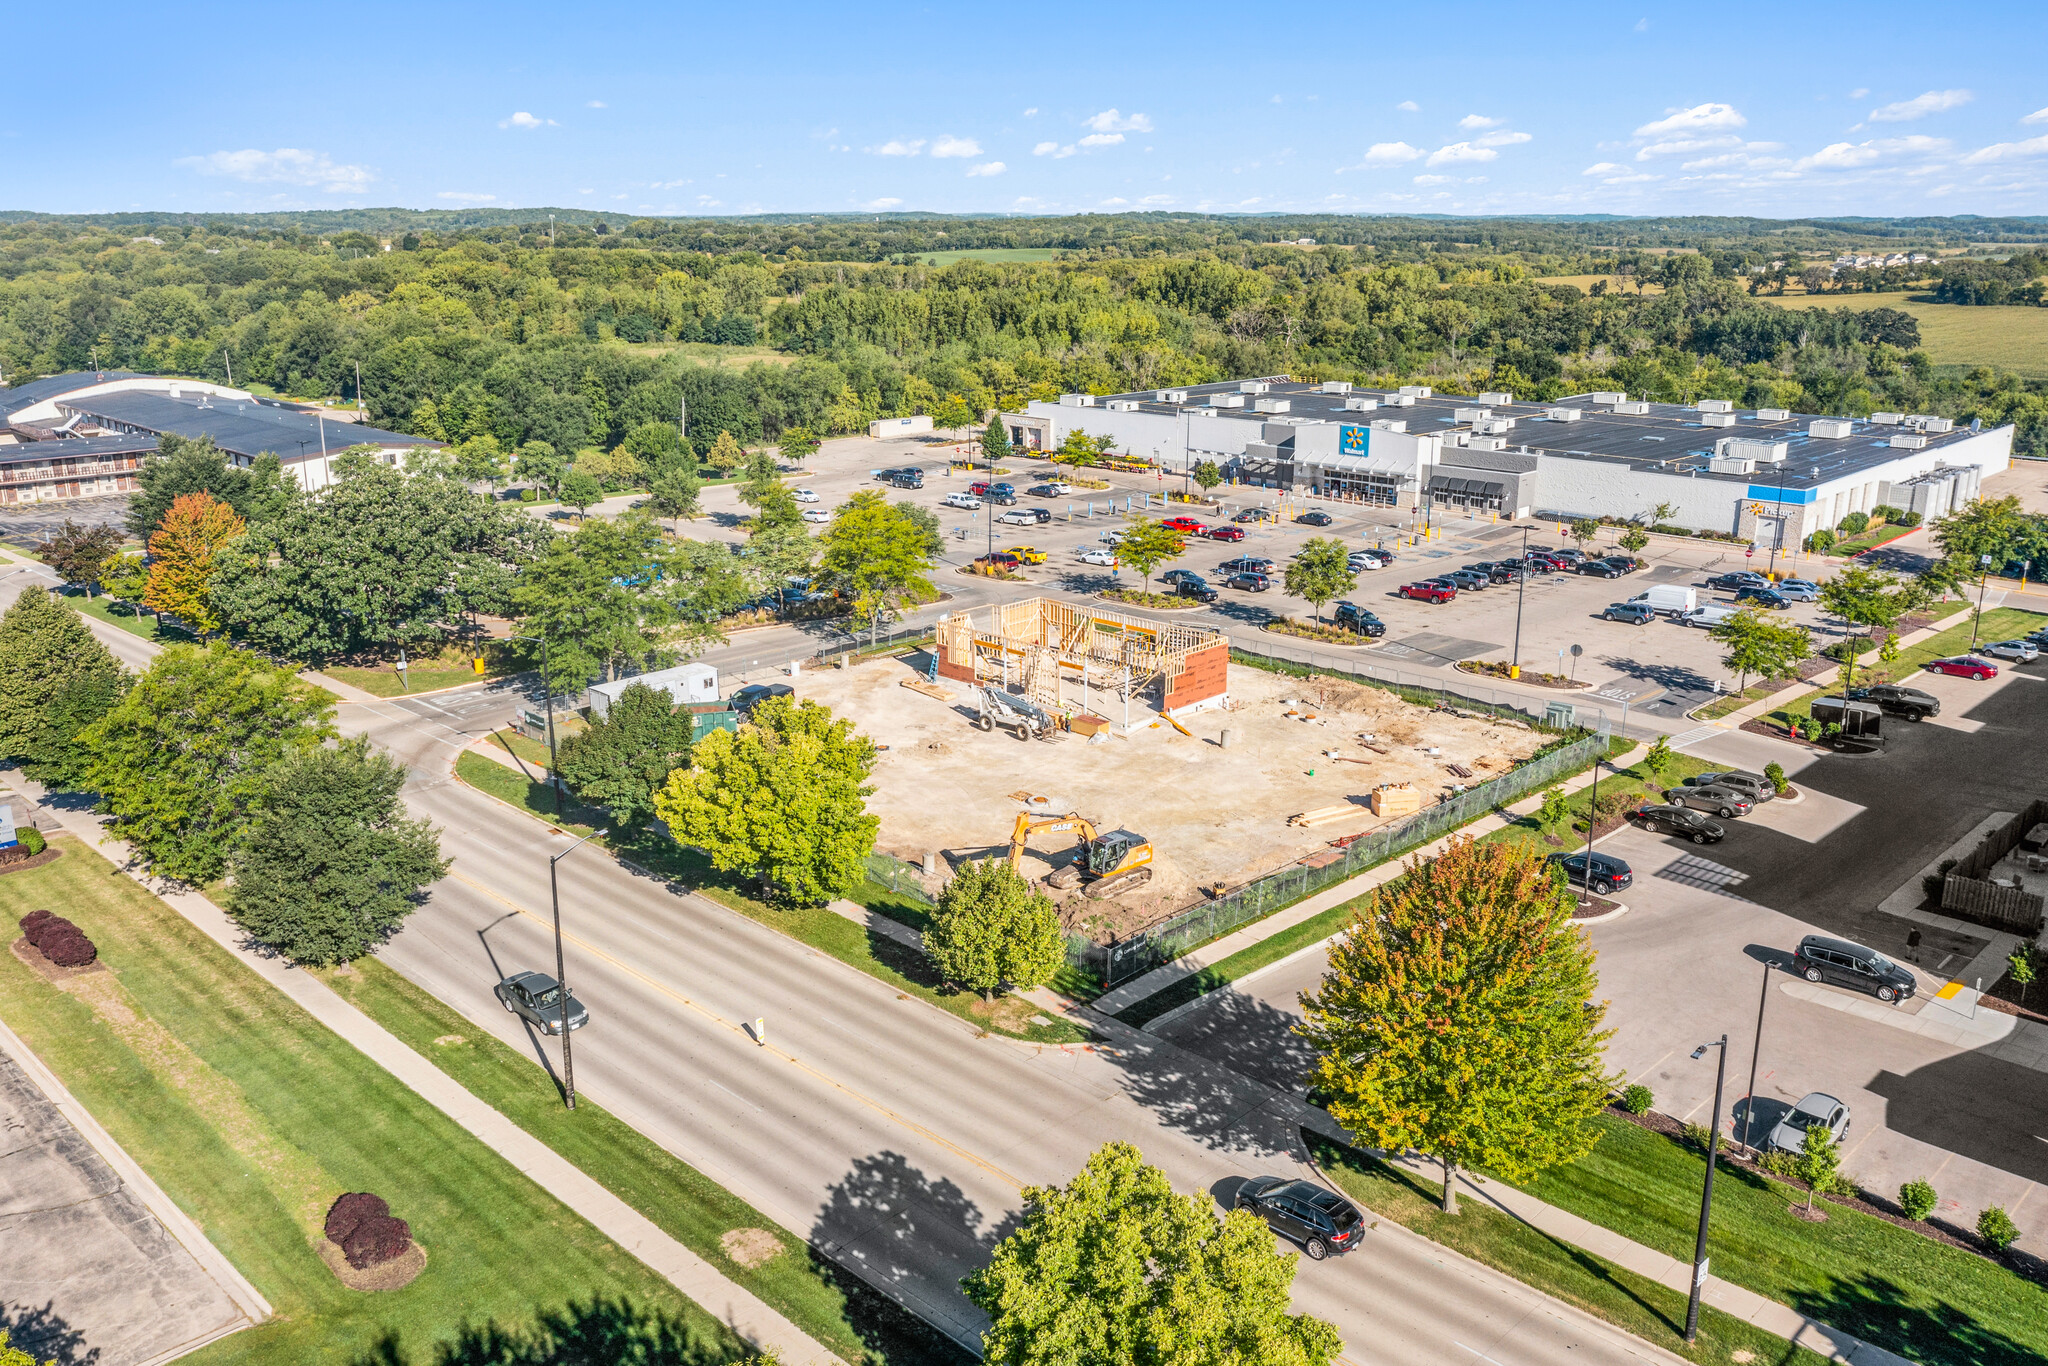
[1092,740,1649,1016]
[1719,604,1978,727]
[28,794,844,1366]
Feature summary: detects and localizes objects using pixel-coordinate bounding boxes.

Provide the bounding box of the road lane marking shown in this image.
[443,866,1026,1192]
[1454,1342,1510,1366]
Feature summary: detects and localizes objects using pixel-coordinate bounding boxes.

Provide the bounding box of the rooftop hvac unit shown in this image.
[1343,397,1379,412]
[1239,380,1270,395]
[1889,433,1929,450]
[1208,393,1246,409]
[1718,437,1789,463]
[1398,385,1433,398]
[1059,393,1097,407]
[1106,399,1140,412]
[1755,408,1791,421]
[1709,455,1756,475]
[1253,398,1292,413]
[1808,419,1854,439]
[1702,412,1737,428]
[1454,407,1492,423]
[1697,399,1735,414]
[1909,415,1953,433]
[1613,401,1651,415]
[1154,389,1189,403]
[1870,411,1903,426]
[1545,407,1583,422]
[1478,391,1514,406]
[1385,393,1416,407]
[1319,381,1353,394]
[1589,391,1627,405]
[1476,417,1516,435]
[1466,435,1508,451]
[1370,419,1408,433]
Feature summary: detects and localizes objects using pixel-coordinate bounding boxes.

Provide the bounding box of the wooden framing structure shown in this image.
[934,598,1231,721]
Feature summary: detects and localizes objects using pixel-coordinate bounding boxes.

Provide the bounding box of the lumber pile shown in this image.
[900,678,954,701]
[1288,801,1367,829]
[1370,783,1422,817]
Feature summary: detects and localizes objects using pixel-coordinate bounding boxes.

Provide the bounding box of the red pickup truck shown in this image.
[1399,580,1457,603]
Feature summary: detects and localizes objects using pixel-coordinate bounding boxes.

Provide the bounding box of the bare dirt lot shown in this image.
[791,656,1547,940]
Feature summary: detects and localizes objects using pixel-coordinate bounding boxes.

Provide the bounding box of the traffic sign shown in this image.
[1745,546,1755,558]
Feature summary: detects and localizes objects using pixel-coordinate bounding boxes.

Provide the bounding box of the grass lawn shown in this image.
[1517,1115,2048,1366]
[487,728,556,768]
[317,958,966,1366]
[452,752,1090,1046]
[1691,680,1784,720]
[1762,291,2048,377]
[320,641,536,699]
[1311,1132,1837,1366]
[1833,522,1919,557]
[59,591,193,645]
[0,840,753,1366]
[1480,747,1721,860]
[1768,605,2048,727]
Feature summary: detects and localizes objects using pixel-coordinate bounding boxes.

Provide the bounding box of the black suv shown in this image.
[1234,1177,1363,1260]
[1333,602,1385,637]
[1546,850,1633,895]
[1578,559,1624,578]
[1733,585,1791,609]
[1162,569,1207,588]
[1792,934,1917,1003]
[1175,580,1219,604]
[1845,683,1940,721]
[1707,570,1768,592]
[888,471,924,489]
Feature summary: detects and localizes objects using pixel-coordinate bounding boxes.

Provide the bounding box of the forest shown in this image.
[1,211,2043,460]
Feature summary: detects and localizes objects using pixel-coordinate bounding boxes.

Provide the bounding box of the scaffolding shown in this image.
[936,598,1224,728]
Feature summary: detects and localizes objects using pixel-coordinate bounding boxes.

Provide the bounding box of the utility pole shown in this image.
[224,350,234,388]
[1739,961,1772,1152]
[1685,1035,1730,1343]
[548,826,608,1110]
[354,359,365,419]
[1970,554,1993,650]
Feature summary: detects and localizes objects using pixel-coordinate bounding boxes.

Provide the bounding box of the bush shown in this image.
[1924,856,1960,899]
[1896,510,1923,528]
[1838,511,1870,535]
[1899,1179,1938,1222]
[1763,761,1788,794]
[1682,1122,1716,1151]
[1805,529,1838,553]
[325,1191,413,1269]
[324,1191,390,1243]
[1758,1150,1800,1178]
[17,828,43,855]
[1620,1083,1654,1115]
[1871,504,1903,525]
[18,909,54,938]
[1979,1205,2021,1252]
[39,928,96,968]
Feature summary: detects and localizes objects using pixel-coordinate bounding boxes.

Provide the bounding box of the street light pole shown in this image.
[1510,526,1531,677]
[548,826,607,1110]
[1685,1035,1730,1343]
[509,633,563,814]
[1739,960,1772,1152]
[1970,554,1993,651]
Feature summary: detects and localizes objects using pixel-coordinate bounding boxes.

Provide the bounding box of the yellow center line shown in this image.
[445,866,1026,1192]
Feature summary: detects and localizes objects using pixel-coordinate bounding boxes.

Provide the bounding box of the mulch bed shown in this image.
[318,1239,426,1292]
[0,846,63,877]
[1570,894,1623,919]
[9,934,104,983]
[1604,1102,2048,1285]
[1263,623,1375,647]
[1741,718,1831,750]
[1981,970,2048,1026]
[1456,662,1587,690]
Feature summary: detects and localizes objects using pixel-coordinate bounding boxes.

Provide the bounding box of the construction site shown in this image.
[791,599,1551,941]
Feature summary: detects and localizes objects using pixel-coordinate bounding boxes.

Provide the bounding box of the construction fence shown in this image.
[1229,643,1625,735]
[1079,724,1612,988]
[865,850,936,907]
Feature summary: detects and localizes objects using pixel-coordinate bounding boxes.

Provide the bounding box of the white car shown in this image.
[1983,639,2040,663]
[941,492,983,511]
[800,509,832,524]
[997,509,1038,526]
[793,488,820,503]
[1044,480,1077,495]
[1349,552,1389,570]
[1100,527,1130,545]
[1078,549,1117,567]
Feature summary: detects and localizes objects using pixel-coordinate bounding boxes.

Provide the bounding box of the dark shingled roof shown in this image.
[0,433,157,468]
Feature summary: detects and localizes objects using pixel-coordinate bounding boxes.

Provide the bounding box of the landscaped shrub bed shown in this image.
[18,908,95,967]
[325,1191,414,1270]
[1264,618,1374,645]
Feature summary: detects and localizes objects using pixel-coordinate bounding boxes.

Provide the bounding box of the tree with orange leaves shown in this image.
[1296,835,1613,1213]
[145,491,246,633]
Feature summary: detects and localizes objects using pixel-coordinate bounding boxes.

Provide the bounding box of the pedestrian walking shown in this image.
[1906,928,1923,963]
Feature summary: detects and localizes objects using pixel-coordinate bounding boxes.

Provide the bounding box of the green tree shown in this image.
[1933,494,2027,567]
[517,439,565,496]
[555,681,697,832]
[1537,785,1569,831]
[2008,944,2036,1005]
[924,859,1064,998]
[653,695,878,904]
[1709,605,1813,693]
[1805,528,1838,554]
[776,426,821,465]
[98,549,149,604]
[125,435,293,538]
[1642,734,1674,783]
[705,429,747,474]
[514,510,679,688]
[560,469,604,520]
[931,393,976,434]
[1192,458,1223,494]
[656,536,755,628]
[646,464,703,532]
[36,519,122,594]
[0,587,126,787]
[619,420,684,472]
[964,1141,1341,1366]
[1569,518,1600,551]
[1617,524,1650,556]
[451,434,507,488]
[227,736,448,965]
[737,449,803,533]
[818,491,937,636]
[1792,1123,1848,1214]
[79,642,334,882]
[1283,537,1357,624]
[745,522,819,607]
[980,413,1012,466]
[0,1329,49,1366]
[1297,835,1613,1212]
[580,368,614,447]
[1113,520,1186,592]
[1818,565,1924,689]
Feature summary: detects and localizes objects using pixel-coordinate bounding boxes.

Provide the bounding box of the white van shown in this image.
[1629,584,1698,616]
[1677,603,1738,629]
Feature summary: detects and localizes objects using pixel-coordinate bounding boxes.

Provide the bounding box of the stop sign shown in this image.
[1745,546,1755,558]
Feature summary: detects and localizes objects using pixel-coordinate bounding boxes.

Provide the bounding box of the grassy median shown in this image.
[1769,605,2048,727]
[0,840,751,1365]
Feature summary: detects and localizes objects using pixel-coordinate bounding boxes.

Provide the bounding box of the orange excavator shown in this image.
[1006,811,1155,898]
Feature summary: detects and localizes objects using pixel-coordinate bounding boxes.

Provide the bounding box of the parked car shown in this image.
[1349,551,1392,571]
[1027,483,1064,498]
[1982,639,2040,663]
[793,488,820,503]
[1234,508,1277,523]
[1549,547,1589,565]
[1400,580,1456,603]
[998,507,1051,525]
[1482,561,1530,583]
[1524,550,1569,569]
[1706,570,1769,592]
[1004,545,1047,564]
[1234,1177,1364,1260]
[1295,510,1335,526]
[1603,601,1655,624]
[1843,683,1940,720]
[1601,555,1647,573]
[1791,933,1918,1003]
[967,480,994,495]
[1444,569,1491,590]
[1205,525,1248,542]
[1219,556,1276,575]
[986,490,1018,505]
[977,551,1024,570]
[1077,549,1117,567]
[1578,559,1624,579]
[1042,479,1076,495]
[1773,578,1820,602]
[1546,850,1633,895]
[1333,602,1385,637]
[888,472,923,489]
[1100,527,1130,545]
[1925,655,1997,680]
[496,971,589,1035]
[876,466,920,483]
[1676,603,1738,629]
[1162,569,1208,588]
[1765,1092,1851,1154]
[1629,804,1725,844]
[800,508,831,523]
[1175,580,1219,603]
[1733,586,1792,609]
[940,492,983,511]
[1161,516,1206,533]
[1225,572,1270,592]
[731,682,793,716]
[1669,781,1755,818]
[1687,770,1775,803]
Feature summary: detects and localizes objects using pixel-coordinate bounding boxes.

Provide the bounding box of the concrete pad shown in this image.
[1748,787,1866,843]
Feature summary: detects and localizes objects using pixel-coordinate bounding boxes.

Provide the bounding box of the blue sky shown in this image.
[9,0,2045,220]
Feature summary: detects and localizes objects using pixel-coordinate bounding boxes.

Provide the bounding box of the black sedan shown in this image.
[1733,586,1792,609]
[496,970,589,1035]
[1577,559,1624,578]
[1295,510,1335,526]
[1707,571,1769,592]
[1234,1177,1364,1259]
[1629,804,1726,844]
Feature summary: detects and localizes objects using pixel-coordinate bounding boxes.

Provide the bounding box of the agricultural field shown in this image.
[1761,292,2048,377]
[910,247,1066,265]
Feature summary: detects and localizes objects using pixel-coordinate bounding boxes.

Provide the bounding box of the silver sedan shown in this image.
[1766,1091,1849,1153]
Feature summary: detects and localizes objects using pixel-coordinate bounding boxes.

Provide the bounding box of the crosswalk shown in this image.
[1666,725,1724,750]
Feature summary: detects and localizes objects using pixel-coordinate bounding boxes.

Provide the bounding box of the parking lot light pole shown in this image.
[1739,961,1772,1152]
[549,827,608,1111]
[507,633,562,815]
[1510,526,1531,678]
[1685,1035,1730,1343]
[1970,554,1993,651]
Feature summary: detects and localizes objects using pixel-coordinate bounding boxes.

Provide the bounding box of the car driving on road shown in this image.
[1234,1177,1363,1260]
[1547,850,1633,895]
[1791,933,1917,1003]
[1766,1092,1851,1154]
[1629,804,1725,843]
[496,971,588,1035]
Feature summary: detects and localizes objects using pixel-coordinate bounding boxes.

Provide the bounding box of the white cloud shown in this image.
[1083,109,1153,133]
[2023,107,2048,125]
[1101,197,1129,206]
[1634,103,1746,138]
[1849,88,1870,100]
[930,135,982,158]
[1139,194,1174,205]
[587,100,607,109]
[1413,174,1454,185]
[1582,162,1626,175]
[1360,141,1424,164]
[870,139,924,156]
[1474,129,1532,148]
[1397,100,1420,112]
[1601,172,1661,184]
[1869,89,1972,122]
[436,191,495,202]
[1458,114,1503,129]
[1582,162,1660,184]
[500,111,556,129]
[1637,135,1742,160]
[1963,133,2048,164]
[964,160,1006,177]
[1796,134,1950,170]
[174,147,374,192]
[1023,107,1038,116]
[862,197,903,210]
[1426,141,1497,166]
[1634,16,1648,29]
[1033,140,1075,158]
[1078,132,1125,147]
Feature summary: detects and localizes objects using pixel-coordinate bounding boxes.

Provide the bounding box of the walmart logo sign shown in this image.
[1340,425,1370,456]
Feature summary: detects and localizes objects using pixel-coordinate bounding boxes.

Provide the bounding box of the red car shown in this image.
[1204,525,1247,542]
[968,481,992,495]
[1161,516,1206,533]
[1925,655,1998,680]
[1400,581,1457,603]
